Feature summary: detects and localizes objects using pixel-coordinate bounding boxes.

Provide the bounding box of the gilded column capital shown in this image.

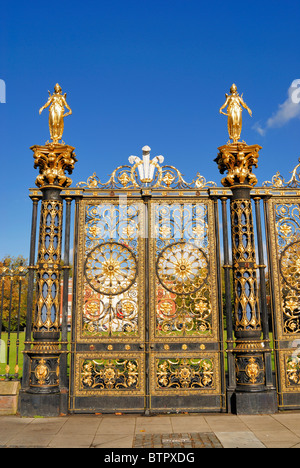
[31,142,77,188]
[215,142,261,187]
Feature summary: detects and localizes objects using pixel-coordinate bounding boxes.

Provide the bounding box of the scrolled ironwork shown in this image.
[263,158,300,188]
[77,147,216,190]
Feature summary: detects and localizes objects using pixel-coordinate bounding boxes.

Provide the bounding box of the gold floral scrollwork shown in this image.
[81,359,139,390]
[286,355,300,386]
[34,198,63,333]
[76,159,216,190]
[230,198,261,331]
[154,201,214,337]
[283,293,300,334]
[263,158,300,188]
[81,201,142,338]
[280,241,300,292]
[272,203,300,336]
[156,358,214,389]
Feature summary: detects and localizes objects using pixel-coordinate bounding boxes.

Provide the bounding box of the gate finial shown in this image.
[31,84,77,188]
[219,83,252,144]
[216,85,260,187]
[39,83,72,144]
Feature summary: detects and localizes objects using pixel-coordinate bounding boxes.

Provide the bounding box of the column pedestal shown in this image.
[231,391,278,415]
[215,142,277,414]
[20,142,76,417]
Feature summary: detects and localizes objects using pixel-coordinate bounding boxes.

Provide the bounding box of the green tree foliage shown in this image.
[0,256,28,331]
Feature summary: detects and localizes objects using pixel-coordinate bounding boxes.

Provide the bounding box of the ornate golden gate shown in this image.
[263,164,300,410]
[23,82,300,417]
[68,147,226,413]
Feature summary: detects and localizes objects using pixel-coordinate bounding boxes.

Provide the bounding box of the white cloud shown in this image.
[252,121,266,136]
[253,81,300,135]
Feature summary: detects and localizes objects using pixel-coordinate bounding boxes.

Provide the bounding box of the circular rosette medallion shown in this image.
[156,241,209,295]
[85,242,137,296]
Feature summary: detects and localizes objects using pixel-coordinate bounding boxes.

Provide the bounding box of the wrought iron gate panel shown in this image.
[266,195,300,409]
[69,198,146,412]
[67,146,226,413]
[148,198,224,411]
[69,194,225,413]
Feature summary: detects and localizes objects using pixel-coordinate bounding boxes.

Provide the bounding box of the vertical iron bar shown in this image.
[221,197,235,391]
[143,195,151,415]
[21,197,39,389]
[254,197,274,389]
[263,196,281,402]
[15,277,22,379]
[6,275,13,379]
[0,277,3,375]
[213,196,226,410]
[69,197,80,412]
[253,197,269,339]
[0,276,4,343]
[60,197,72,394]
[0,270,5,377]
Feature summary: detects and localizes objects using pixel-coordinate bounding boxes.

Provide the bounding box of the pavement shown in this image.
[0,412,300,448]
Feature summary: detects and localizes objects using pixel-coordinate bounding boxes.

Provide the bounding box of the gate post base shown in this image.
[231,390,278,415]
[18,389,67,417]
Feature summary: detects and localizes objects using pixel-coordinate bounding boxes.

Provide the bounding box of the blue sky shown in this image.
[1,0,300,259]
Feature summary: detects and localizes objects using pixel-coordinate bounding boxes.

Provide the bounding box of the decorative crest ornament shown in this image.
[128,145,164,184]
[263,157,300,188]
[219,83,252,144]
[77,145,216,190]
[39,83,72,144]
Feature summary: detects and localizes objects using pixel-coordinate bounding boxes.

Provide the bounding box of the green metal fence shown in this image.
[0,265,28,380]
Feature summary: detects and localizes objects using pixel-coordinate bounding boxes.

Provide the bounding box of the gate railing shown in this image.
[20,179,300,413]
[0,264,28,380]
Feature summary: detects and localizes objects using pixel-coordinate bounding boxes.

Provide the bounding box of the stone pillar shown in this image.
[20,143,76,417]
[215,142,277,414]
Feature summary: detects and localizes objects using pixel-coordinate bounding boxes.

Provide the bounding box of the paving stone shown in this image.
[1,414,300,448]
[215,431,265,448]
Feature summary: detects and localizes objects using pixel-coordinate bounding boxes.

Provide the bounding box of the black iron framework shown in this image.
[68,172,226,413]
[19,142,300,416]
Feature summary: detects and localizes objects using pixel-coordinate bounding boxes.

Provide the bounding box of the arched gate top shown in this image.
[76,145,217,190]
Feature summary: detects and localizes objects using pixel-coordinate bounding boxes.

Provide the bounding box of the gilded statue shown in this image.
[219,83,252,143]
[39,83,72,143]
